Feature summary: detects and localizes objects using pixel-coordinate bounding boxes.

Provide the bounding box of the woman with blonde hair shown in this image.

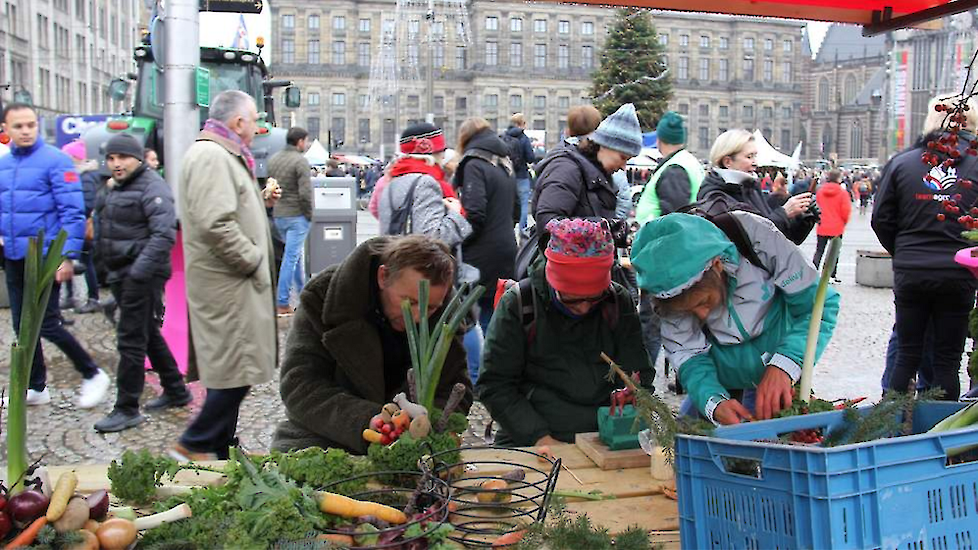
[697,129,815,244]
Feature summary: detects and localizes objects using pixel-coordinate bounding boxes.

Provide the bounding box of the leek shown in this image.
[800,237,841,404]
[6,230,68,493]
[928,401,978,433]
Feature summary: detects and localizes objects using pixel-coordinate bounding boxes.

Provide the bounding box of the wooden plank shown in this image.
[575,432,651,470]
[460,445,596,472]
[565,495,680,533]
[48,461,227,494]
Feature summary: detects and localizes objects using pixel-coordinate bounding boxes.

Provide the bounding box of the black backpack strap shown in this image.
[389,175,423,234]
[517,278,536,343]
[711,211,767,272]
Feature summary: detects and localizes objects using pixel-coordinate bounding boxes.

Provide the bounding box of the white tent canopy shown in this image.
[304,139,329,166]
[627,147,662,168]
[752,130,799,171]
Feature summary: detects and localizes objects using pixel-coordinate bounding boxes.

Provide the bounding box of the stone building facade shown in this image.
[270,0,809,160]
[800,24,886,163]
[0,0,141,127]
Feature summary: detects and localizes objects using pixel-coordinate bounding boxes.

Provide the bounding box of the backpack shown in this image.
[385,175,423,235]
[499,132,526,171]
[676,202,769,274]
[492,277,620,345]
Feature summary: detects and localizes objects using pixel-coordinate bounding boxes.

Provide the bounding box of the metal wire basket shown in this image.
[314,467,453,549]
[425,445,562,548]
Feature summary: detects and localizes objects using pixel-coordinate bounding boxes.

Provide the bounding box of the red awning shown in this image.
[564,0,972,31]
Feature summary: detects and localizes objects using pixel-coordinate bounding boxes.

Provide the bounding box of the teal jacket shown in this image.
[478,259,654,446]
[649,212,839,421]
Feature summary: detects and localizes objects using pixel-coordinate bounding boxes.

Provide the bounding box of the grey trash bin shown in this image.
[307,176,358,277]
[855,250,894,288]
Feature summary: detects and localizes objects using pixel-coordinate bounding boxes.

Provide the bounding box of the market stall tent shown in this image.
[304,139,329,166]
[753,130,801,171]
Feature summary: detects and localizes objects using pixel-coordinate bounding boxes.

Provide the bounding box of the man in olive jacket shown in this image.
[272,235,473,455]
[478,218,653,447]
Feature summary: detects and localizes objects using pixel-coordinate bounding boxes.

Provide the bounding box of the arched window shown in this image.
[844,74,858,105]
[822,123,833,156]
[850,121,863,158]
[817,77,830,111]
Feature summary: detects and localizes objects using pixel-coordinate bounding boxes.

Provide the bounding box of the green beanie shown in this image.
[656,111,686,145]
[630,214,739,298]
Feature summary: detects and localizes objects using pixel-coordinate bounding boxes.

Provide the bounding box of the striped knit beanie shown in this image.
[590,103,642,157]
[399,122,446,155]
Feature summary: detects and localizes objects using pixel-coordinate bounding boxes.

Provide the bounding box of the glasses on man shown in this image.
[555,288,610,306]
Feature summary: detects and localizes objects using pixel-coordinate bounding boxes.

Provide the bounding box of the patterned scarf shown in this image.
[202,119,256,177]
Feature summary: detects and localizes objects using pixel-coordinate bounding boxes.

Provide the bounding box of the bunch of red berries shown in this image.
[926,101,978,226]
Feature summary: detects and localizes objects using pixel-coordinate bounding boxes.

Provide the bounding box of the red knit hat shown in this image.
[399,122,446,155]
[544,218,615,296]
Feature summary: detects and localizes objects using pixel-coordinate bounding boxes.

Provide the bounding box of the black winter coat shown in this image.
[531,144,617,230]
[505,126,537,179]
[872,131,978,279]
[697,169,814,245]
[81,168,107,216]
[457,129,520,288]
[94,164,176,284]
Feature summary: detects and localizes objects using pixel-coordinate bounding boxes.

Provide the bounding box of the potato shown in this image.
[82,519,100,533]
[477,479,511,504]
[54,497,91,533]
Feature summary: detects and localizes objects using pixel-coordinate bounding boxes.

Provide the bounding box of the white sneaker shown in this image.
[76,369,110,409]
[3,388,51,406]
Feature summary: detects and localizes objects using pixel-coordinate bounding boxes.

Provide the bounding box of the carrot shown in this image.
[316,533,355,546]
[319,492,408,524]
[46,470,79,521]
[4,516,48,549]
[492,529,526,547]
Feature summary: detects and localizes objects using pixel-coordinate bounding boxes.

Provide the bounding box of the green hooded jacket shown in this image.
[478,258,654,446]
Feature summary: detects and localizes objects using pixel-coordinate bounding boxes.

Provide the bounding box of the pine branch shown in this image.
[591,71,670,102]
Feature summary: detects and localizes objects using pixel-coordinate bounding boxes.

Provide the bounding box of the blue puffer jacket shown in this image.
[0,140,86,260]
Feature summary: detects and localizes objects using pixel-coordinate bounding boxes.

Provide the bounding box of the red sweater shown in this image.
[815,182,851,237]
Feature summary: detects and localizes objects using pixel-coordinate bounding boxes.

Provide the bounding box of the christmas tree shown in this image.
[590,8,671,130]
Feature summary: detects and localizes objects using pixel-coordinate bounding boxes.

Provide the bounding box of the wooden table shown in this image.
[49,443,681,548]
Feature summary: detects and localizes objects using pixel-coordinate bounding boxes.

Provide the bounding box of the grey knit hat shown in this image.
[590,103,642,157]
[105,133,144,160]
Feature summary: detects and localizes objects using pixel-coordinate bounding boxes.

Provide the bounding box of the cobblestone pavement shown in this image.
[0,210,970,466]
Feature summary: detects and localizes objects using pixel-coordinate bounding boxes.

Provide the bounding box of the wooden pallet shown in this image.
[575,432,652,470]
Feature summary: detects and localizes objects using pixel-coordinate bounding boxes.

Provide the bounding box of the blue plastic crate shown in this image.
[676,401,978,549]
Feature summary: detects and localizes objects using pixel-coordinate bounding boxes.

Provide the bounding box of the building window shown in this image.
[332,41,345,64]
[763,59,773,81]
[763,106,773,119]
[700,35,710,48]
[764,38,773,51]
[383,118,395,143]
[783,39,792,52]
[699,58,710,80]
[719,36,728,49]
[582,21,594,35]
[782,62,792,84]
[559,96,570,109]
[484,94,498,109]
[307,117,320,139]
[432,21,444,36]
[743,37,754,50]
[281,39,295,63]
[455,97,467,110]
[582,45,593,69]
[678,56,689,80]
[782,106,792,118]
[434,96,444,112]
[534,19,546,33]
[307,40,319,63]
[680,34,689,47]
[409,20,420,34]
[534,95,546,109]
[558,44,569,69]
[332,93,346,106]
[743,105,754,119]
[718,59,728,81]
[308,14,319,29]
[407,43,419,65]
[331,117,345,144]
[358,94,368,109]
[658,33,668,45]
[850,122,863,158]
[698,127,710,150]
[456,46,466,69]
[359,118,370,143]
[558,20,569,34]
[781,129,791,148]
[678,103,689,115]
[844,74,858,104]
[358,42,370,66]
[359,18,370,32]
[511,94,523,109]
[510,42,523,67]
[486,16,498,31]
[699,103,709,117]
[433,43,444,68]
[485,41,498,66]
[817,76,830,110]
[743,57,754,80]
[719,105,728,118]
[282,14,294,28]
[534,44,546,67]
[333,16,345,30]
[511,17,522,32]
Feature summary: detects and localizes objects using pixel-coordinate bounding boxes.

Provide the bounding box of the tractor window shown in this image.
[198,62,263,122]
[135,62,164,119]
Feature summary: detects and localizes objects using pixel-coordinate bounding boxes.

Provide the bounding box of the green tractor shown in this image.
[82,41,300,179]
